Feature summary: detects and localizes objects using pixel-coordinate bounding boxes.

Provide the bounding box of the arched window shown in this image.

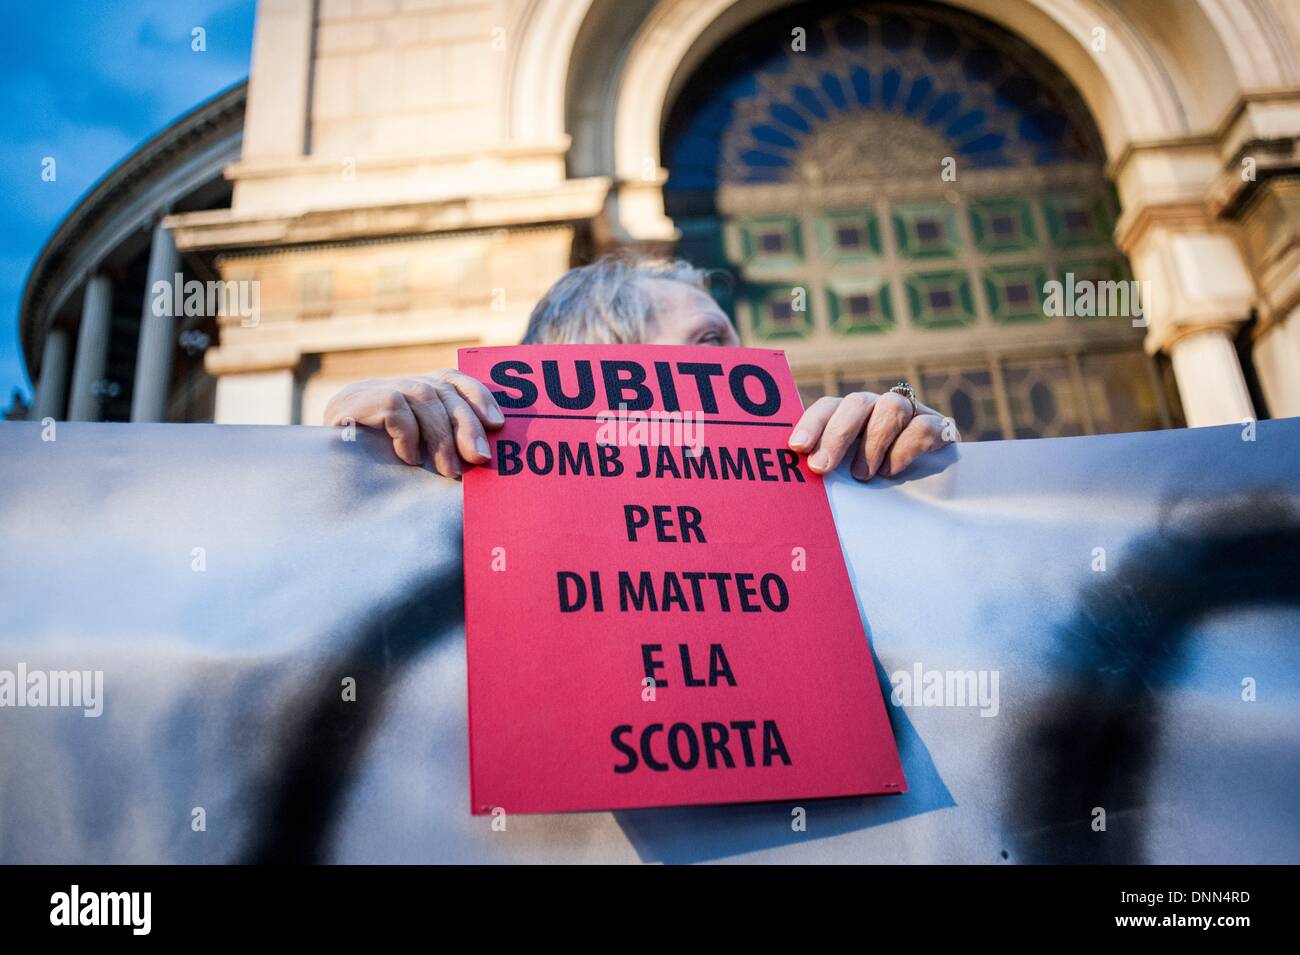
[663,1,1182,439]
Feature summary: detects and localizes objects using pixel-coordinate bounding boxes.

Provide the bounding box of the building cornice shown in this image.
[165,177,612,254]
[223,138,572,182]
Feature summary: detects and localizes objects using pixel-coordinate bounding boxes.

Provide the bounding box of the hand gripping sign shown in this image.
[459,345,905,813]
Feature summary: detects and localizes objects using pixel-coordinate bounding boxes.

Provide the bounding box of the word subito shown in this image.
[488,358,783,416]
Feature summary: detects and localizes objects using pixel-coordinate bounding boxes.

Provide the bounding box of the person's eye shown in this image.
[697,331,724,345]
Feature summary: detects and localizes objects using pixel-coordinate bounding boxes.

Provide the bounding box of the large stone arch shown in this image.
[551,0,1287,239]
[502,0,600,145]
[549,0,1300,426]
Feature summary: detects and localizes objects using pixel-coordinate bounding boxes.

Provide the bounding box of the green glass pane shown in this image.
[743,283,813,340]
[739,216,805,265]
[893,203,960,259]
[1053,258,1142,322]
[817,211,882,262]
[984,265,1050,324]
[906,271,975,329]
[968,198,1037,253]
[829,283,894,334]
[1043,194,1112,248]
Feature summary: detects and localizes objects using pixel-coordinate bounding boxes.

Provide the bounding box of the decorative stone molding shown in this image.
[1205,92,1300,219]
[1120,211,1257,355]
[167,178,611,253]
[204,343,301,377]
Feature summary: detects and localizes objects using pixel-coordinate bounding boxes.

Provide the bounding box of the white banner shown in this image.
[0,418,1297,863]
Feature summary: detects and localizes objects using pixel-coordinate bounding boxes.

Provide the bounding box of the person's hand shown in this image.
[323,370,504,478]
[788,390,956,481]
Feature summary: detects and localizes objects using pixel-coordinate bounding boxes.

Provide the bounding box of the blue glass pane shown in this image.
[946,109,985,138]
[793,85,828,120]
[880,68,901,109]
[750,124,799,150]
[959,132,1005,155]
[739,166,787,184]
[740,149,791,168]
[850,67,872,107]
[667,171,716,190]
[752,50,790,75]
[673,132,721,167]
[904,76,934,115]
[926,91,961,124]
[820,73,848,111]
[689,104,732,135]
[769,102,812,134]
[721,73,760,100]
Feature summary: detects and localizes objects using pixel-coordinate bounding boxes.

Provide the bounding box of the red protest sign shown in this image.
[459,344,905,814]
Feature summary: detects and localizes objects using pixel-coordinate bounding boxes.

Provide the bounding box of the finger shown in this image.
[323,396,345,427]
[788,396,842,453]
[882,414,947,478]
[405,388,460,478]
[323,385,368,427]
[379,393,422,466]
[440,369,506,431]
[935,414,960,445]
[433,382,492,465]
[854,392,913,480]
[808,392,875,474]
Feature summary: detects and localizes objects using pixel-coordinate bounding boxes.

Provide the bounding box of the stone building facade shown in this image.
[21,0,1300,437]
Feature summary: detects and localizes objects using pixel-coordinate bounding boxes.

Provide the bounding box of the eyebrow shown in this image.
[690,315,731,336]
[692,311,731,329]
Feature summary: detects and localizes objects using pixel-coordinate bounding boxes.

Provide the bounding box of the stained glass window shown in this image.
[662,2,1181,438]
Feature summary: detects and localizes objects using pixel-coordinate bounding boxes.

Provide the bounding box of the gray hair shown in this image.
[521,254,711,344]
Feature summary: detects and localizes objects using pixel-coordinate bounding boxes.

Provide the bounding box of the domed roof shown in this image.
[20,83,247,379]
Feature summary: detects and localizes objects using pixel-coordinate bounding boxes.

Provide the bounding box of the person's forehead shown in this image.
[644,277,724,316]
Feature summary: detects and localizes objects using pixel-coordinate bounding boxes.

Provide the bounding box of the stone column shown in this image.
[1122,213,1258,427]
[1238,180,1300,419]
[213,369,297,424]
[238,0,315,168]
[67,274,113,421]
[1202,98,1300,419]
[130,220,182,422]
[1252,308,1300,418]
[33,327,70,420]
[1166,326,1255,427]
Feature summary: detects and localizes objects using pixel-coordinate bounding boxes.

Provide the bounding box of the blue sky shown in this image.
[0,0,257,415]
